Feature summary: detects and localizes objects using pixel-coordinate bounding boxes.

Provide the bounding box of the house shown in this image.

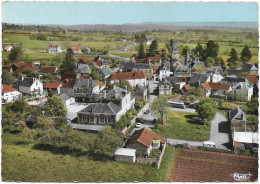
[233,132,258,155]
[172,65,190,77]
[101,68,112,79]
[243,63,258,76]
[67,45,81,54]
[73,78,99,95]
[126,128,166,156]
[11,62,36,73]
[171,41,180,60]
[60,73,77,97]
[57,93,75,107]
[198,82,231,98]
[93,59,109,69]
[114,148,136,163]
[79,56,89,64]
[19,77,43,95]
[123,62,153,79]
[2,84,22,103]
[94,80,105,92]
[170,59,182,68]
[242,75,258,86]
[105,85,135,113]
[229,107,247,134]
[187,59,205,69]
[188,72,210,87]
[46,44,62,53]
[231,82,253,101]
[110,71,147,87]
[74,64,91,76]
[221,76,249,87]
[144,56,161,68]
[77,102,124,124]
[134,84,148,100]
[158,61,173,81]
[3,45,13,52]
[40,66,57,74]
[2,65,12,73]
[165,76,187,92]
[159,80,172,95]
[84,47,91,54]
[44,82,61,94]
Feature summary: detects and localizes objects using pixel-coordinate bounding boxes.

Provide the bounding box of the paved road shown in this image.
[167,112,231,150]
[127,123,154,136]
[168,107,196,113]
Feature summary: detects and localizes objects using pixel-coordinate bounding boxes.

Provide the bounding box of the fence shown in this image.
[156,143,167,169]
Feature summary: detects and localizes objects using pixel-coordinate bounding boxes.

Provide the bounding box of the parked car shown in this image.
[144,109,150,114]
[203,141,217,148]
[135,123,142,128]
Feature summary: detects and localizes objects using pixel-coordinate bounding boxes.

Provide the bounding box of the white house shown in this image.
[158,61,173,81]
[110,71,147,87]
[73,78,99,94]
[2,84,22,103]
[19,77,44,95]
[47,45,62,53]
[4,45,13,52]
[210,73,224,83]
[232,82,253,101]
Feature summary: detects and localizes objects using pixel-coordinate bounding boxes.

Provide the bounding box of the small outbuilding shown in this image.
[114,148,136,163]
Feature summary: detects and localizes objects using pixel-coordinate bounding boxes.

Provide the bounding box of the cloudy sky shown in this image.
[2,1,258,25]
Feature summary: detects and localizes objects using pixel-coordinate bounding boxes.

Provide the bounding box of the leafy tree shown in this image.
[194,42,204,59]
[247,97,258,115]
[21,68,37,77]
[203,40,219,61]
[135,100,143,110]
[90,126,122,158]
[60,52,75,75]
[227,48,239,67]
[181,46,190,58]
[140,33,146,39]
[151,95,167,124]
[205,57,215,66]
[43,95,67,118]
[2,70,14,85]
[90,70,101,80]
[240,45,252,63]
[195,97,217,125]
[8,47,23,62]
[195,65,204,72]
[138,42,145,59]
[147,40,159,57]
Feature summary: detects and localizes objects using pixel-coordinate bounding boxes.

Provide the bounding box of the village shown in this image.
[2,29,259,181]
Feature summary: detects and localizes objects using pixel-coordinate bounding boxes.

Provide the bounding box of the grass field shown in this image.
[2,131,174,182]
[153,111,210,141]
[110,51,137,58]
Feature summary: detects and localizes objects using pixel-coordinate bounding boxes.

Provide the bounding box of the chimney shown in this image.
[115,91,119,99]
[103,91,107,98]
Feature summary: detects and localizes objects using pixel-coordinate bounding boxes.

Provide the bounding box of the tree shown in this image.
[194,42,204,60]
[151,96,167,124]
[181,46,190,58]
[138,42,145,59]
[60,52,75,75]
[8,47,23,62]
[2,70,14,85]
[203,40,219,61]
[195,97,217,125]
[240,45,252,63]
[43,95,67,118]
[90,69,102,80]
[247,97,258,115]
[21,68,37,77]
[227,48,239,67]
[90,126,122,158]
[147,40,159,57]
[205,57,215,66]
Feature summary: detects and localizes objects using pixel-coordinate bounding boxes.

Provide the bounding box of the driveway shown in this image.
[127,122,154,136]
[167,112,231,150]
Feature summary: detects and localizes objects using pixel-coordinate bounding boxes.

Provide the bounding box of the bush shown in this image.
[129,108,137,116]
[126,111,133,119]
[189,95,196,102]
[135,101,144,110]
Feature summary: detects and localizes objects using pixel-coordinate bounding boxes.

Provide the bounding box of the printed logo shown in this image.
[230,172,252,182]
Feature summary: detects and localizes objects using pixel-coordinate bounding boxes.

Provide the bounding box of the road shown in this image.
[167,112,231,150]
[108,41,136,61]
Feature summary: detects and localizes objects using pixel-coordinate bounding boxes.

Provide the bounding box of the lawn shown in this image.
[2,131,174,182]
[153,110,210,141]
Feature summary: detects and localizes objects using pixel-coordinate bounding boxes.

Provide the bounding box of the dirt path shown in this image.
[164,148,176,182]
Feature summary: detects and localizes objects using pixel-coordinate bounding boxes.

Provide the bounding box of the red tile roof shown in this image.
[145,56,161,61]
[44,82,61,89]
[2,84,17,93]
[153,66,156,73]
[60,73,77,82]
[79,56,88,64]
[243,75,258,83]
[68,46,81,51]
[127,128,166,147]
[13,62,25,68]
[2,65,11,71]
[111,71,146,80]
[183,84,191,91]
[48,44,59,48]
[80,75,91,79]
[201,82,230,90]
[94,80,105,88]
[15,64,36,73]
[61,79,76,88]
[40,66,57,73]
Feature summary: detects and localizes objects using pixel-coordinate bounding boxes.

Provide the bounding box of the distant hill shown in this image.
[3,22,258,32]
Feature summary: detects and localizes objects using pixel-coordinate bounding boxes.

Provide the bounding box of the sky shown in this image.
[1,1,259,25]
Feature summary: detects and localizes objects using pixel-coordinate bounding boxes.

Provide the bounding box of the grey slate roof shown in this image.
[165,76,184,84]
[187,59,205,69]
[58,93,70,101]
[75,64,91,74]
[221,76,248,84]
[243,63,258,71]
[106,86,129,100]
[229,107,247,121]
[232,82,252,90]
[73,78,98,89]
[101,68,112,77]
[123,62,151,70]
[188,73,209,84]
[19,77,37,87]
[172,65,189,73]
[160,60,171,71]
[79,102,121,114]
[135,84,147,93]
